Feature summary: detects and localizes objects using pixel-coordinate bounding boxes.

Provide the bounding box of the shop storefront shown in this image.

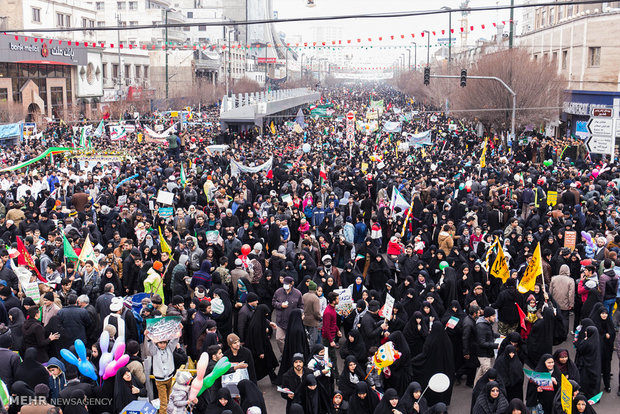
[0,35,88,120]
[562,89,620,139]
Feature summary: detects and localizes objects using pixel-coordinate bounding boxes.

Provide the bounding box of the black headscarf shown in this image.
[372,388,402,414]
[113,367,140,414]
[206,387,244,414]
[339,329,367,367]
[237,379,267,414]
[411,321,455,406]
[63,389,89,414]
[336,355,367,401]
[399,382,428,414]
[347,382,379,414]
[575,325,601,399]
[493,345,524,388]
[552,348,580,383]
[472,381,508,414]
[15,347,49,390]
[278,308,309,381]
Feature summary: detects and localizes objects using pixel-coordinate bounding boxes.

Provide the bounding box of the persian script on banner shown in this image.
[145,316,182,342]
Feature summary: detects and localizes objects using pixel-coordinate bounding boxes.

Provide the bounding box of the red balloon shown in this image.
[241,244,251,256]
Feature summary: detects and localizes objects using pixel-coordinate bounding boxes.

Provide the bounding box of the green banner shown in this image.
[0,147,73,172]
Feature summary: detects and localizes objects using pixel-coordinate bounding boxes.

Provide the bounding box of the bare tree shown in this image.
[449,48,565,130]
[232,77,262,94]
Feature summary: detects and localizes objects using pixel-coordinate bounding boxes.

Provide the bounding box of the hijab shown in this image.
[15,347,49,390]
[237,379,267,414]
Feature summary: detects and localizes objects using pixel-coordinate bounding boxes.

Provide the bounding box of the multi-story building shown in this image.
[0,0,103,118]
[518,2,620,137]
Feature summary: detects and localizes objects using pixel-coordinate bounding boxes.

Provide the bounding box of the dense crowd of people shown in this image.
[0,84,614,414]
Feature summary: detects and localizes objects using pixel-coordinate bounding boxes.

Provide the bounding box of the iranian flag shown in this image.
[319,162,327,185]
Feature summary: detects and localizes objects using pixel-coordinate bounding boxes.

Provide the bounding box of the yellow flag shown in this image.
[159,227,172,254]
[270,122,276,134]
[480,137,488,168]
[490,242,510,283]
[560,374,572,414]
[518,242,542,293]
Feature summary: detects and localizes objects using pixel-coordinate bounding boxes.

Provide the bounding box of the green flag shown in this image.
[180,164,187,187]
[63,234,79,262]
[0,379,10,407]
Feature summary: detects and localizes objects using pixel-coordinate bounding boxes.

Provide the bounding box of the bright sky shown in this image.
[271,0,520,66]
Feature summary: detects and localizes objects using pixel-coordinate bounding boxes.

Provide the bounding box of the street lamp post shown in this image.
[424,30,430,66]
[164,9,169,100]
[441,6,452,68]
[412,42,417,70]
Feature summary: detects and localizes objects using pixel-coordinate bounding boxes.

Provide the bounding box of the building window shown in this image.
[0,88,7,102]
[144,66,149,79]
[129,21,138,26]
[117,2,125,10]
[97,21,105,27]
[82,18,94,28]
[562,50,568,69]
[96,2,104,10]
[558,5,563,20]
[56,13,70,28]
[567,5,573,17]
[541,10,546,27]
[129,1,138,10]
[32,8,41,22]
[124,64,131,78]
[534,54,538,61]
[183,26,190,32]
[187,11,193,18]
[199,25,206,31]
[112,64,119,80]
[102,63,107,80]
[135,66,141,79]
[589,47,601,67]
[549,7,554,25]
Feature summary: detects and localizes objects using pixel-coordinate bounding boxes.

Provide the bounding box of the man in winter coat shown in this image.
[0,326,20,390]
[475,306,500,384]
[459,305,480,387]
[57,294,91,348]
[549,264,575,340]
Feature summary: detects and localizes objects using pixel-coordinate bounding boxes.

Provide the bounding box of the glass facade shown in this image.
[0,63,72,107]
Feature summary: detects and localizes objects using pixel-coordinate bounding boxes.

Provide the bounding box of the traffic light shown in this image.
[460,69,467,87]
[424,67,430,86]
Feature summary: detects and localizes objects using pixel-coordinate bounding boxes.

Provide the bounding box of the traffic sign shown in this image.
[585,134,614,154]
[346,111,355,121]
[587,117,613,136]
[592,108,612,117]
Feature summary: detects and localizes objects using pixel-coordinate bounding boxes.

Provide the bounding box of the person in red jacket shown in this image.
[322,291,341,379]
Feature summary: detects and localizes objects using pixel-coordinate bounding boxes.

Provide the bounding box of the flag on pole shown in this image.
[93,120,104,137]
[180,164,187,187]
[518,242,542,293]
[490,241,510,283]
[516,303,527,330]
[78,127,87,148]
[0,380,9,407]
[110,127,127,141]
[63,234,79,263]
[159,228,172,254]
[270,122,276,135]
[319,162,327,185]
[480,137,488,168]
[78,234,98,265]
[16,236,46,282]
[390,186,410,214]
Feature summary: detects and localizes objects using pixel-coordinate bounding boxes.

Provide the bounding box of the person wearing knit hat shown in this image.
[152,261,164,272]
[475,306,500,384]
[308,281,317,291]
[223,333,257,382]
[41,291,60,326]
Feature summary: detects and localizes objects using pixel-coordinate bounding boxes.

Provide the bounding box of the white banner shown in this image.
[230,157,273,177]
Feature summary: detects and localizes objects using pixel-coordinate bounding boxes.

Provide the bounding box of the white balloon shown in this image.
[302,143,311,153]
[428,373,450,393]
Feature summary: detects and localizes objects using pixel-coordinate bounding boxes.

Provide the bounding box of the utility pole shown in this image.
[412,42,417,70]
[116,14,122,101]
[441,7,452,69]
[228,27,232,97]
[509,0,514,48]
[164,9,169,100]
[424,30,430,66]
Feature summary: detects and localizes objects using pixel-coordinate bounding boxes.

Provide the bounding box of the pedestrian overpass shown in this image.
[219,88,320,132]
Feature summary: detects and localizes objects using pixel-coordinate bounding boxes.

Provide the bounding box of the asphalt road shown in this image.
[254,315,620,414]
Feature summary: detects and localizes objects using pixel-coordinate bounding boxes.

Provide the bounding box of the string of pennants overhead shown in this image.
[3,19,513,51]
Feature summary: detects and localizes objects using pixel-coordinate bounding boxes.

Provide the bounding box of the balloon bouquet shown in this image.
[239,244,254,274]
[365,341,401,379]
[60,331,130,384]
[187,353,231,404]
